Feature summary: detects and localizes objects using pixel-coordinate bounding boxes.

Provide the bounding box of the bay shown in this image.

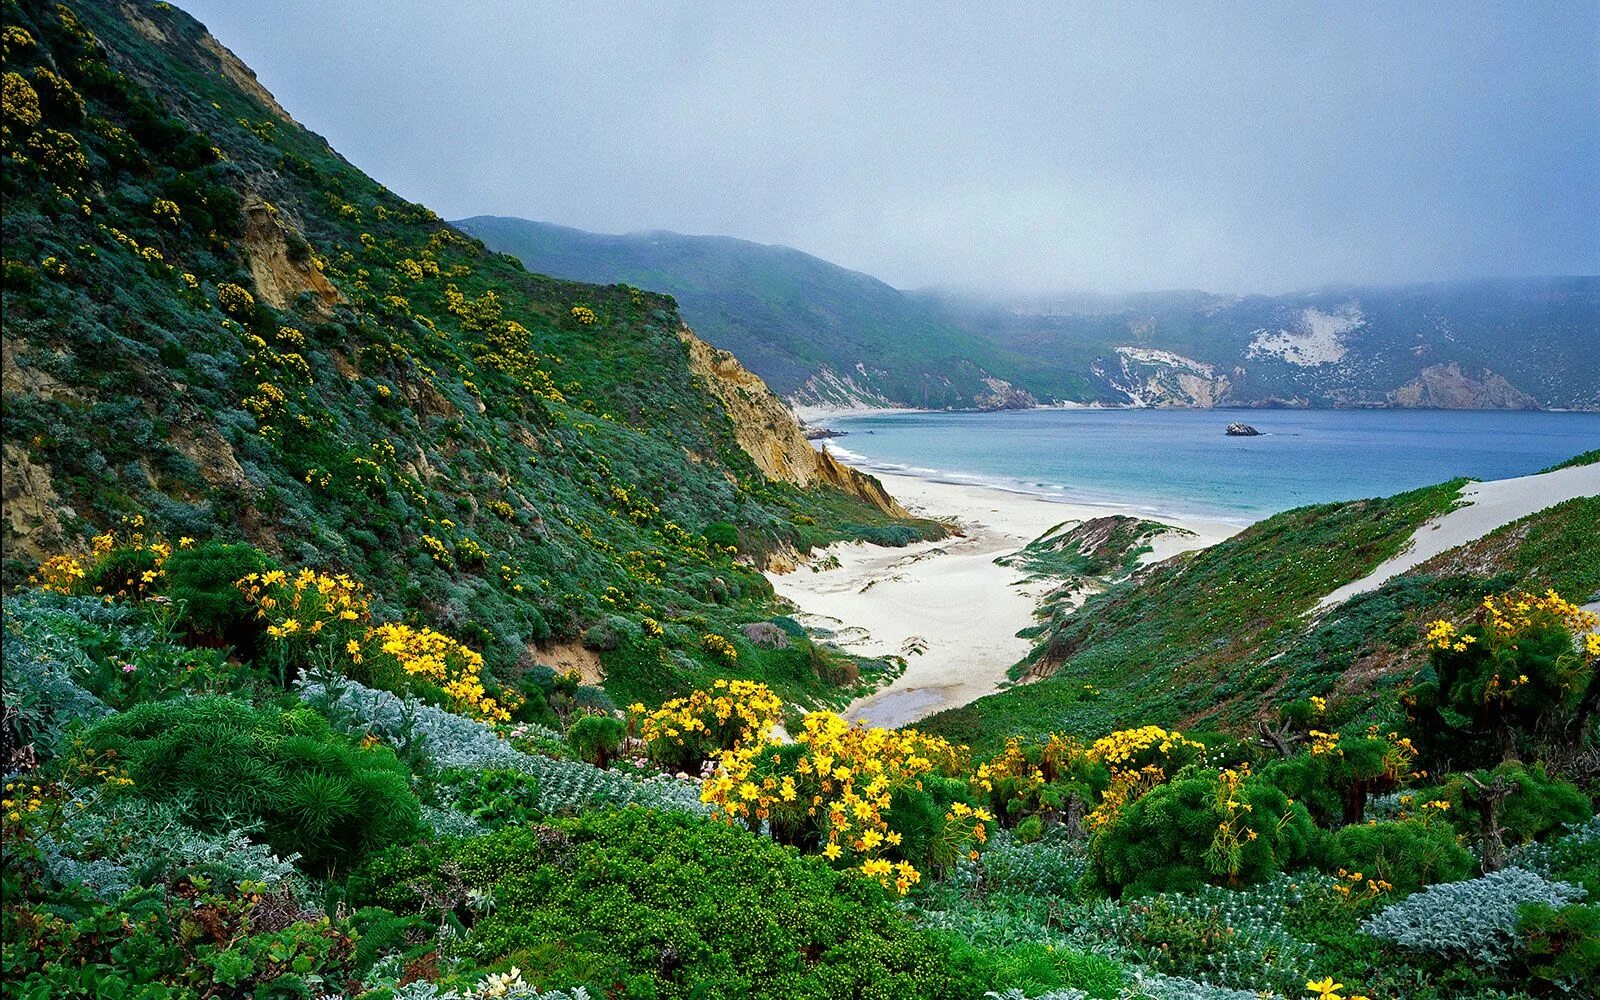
[821,408,1600,522]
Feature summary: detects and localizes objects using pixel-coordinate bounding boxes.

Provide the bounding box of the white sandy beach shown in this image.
[766,469,1240,728]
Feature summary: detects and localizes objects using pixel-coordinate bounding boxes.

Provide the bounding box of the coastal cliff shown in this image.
[679,329,910,517]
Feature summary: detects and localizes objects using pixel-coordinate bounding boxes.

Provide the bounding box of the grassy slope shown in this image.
[925,478,1600,757]
[0,0,933,707]
[922,482,1465,754]
[455,216,1081,407]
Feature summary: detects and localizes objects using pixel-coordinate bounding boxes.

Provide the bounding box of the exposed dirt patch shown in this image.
[531,639,605,686]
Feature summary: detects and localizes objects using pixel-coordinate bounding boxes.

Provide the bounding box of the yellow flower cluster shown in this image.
[1084,764,1166,833]
[1423,618,1477,653]
[1087,725,1203,770]
[369,622,510,722]
[569,305,597,325]
[630,679,783,764]
[1207,765,1260,883]
[700,711,982,895]
[30,520,175,600]
[701,632,739,665]
[1482,589,1598,638]
[238,568,370,641]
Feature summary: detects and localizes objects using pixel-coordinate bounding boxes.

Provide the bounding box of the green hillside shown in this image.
[456,216,1080,410]
[0,0,938,709]
[461,215,1600,412]
[922,482,1600,757]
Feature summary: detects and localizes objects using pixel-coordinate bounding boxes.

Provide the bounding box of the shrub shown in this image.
[2,879,359,998]
[1517,901,1600,994]
[1361,867,1588,965]
[566,712,624,769]
[162,540,276,645]
[629,678,782,771]
[1091,770,1316,895]
[1324,819,1475,897]
[1405,590,1599,771]
[77,695,422,871]
[702,521,739,550]
[350,808,1107,1000]
[436,767,541,830]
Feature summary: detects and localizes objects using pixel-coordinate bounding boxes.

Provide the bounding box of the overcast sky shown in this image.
[180,1,1598,296]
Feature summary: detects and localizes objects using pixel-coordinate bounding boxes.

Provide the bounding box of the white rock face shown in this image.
[1248,304,1364,366]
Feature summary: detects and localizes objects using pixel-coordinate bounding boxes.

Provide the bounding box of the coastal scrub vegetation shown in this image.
[3,3,1598,999]
[5,522,1598,997]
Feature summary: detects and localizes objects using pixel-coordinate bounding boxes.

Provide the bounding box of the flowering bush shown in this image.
[237,567,370,686]
[31,521,176,602]
[1406,589,1600,769]
[366,621,511,723]
[701,709,985,893]
[628,678,783,771]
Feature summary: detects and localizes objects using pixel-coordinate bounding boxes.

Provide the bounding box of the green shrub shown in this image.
[436,767,541,829]
[349,808,1110,999]
[565,712,625,769]
[1091,773,1316,895]
[162,540,276,645]
[1422,762,1592,849]
[1325,819,1475,896]
[1,879,360,998]
[703,521,739,550]
[1015,815,1046,845]
[1517,902,1600,993]
[78,695,422,871]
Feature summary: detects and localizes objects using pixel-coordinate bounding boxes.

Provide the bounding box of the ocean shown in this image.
[820,408,1600,522]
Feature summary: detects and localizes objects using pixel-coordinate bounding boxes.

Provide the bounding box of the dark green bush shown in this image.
[348,808,1110,999]
[1518,902,1600,994]
[565,712,624,769]
[162,540,277,645]
[79,696,422,871]
[437,767,541,829]
[1091,774,1316,895]
[703,521,739,550]
[1325,819,1475,896]
[1,879,360,998]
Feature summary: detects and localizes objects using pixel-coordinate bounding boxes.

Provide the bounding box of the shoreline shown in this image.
[767,468,1241,729]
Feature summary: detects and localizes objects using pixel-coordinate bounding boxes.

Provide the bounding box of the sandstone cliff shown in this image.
[679,329,909,518]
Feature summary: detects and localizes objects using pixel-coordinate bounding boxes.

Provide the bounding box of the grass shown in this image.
[922,481,1465,754]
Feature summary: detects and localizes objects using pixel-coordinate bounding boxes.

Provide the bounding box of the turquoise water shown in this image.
[822,409,1600,522]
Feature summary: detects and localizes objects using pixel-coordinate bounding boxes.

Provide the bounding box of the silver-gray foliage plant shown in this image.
[1361,867,1588,965]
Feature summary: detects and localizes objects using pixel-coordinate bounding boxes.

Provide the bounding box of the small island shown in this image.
[1225,422,1262,436]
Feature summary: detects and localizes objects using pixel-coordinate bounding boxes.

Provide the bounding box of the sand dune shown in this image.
[1317,464,1600,612]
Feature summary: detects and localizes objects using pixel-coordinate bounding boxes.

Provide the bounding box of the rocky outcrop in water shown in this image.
[1225,423,1261,436]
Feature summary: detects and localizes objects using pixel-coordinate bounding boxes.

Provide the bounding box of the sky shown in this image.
[181,1,1599,296]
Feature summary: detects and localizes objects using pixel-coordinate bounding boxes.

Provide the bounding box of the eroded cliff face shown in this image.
[679,328,909,518]
[1388,363,1538,410]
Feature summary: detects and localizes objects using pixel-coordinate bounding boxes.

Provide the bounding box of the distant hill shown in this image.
[936,276,1600,410]
[460,215,1599,411]
[455,217,1065,410]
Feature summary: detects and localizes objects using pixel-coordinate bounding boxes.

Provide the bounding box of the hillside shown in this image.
[4,7,1599,1000]
[933,277,1600,409]
[0,0,936,709]
[455,216,1067,410]
[922,464,1600,757]
[459,215,1599,412]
